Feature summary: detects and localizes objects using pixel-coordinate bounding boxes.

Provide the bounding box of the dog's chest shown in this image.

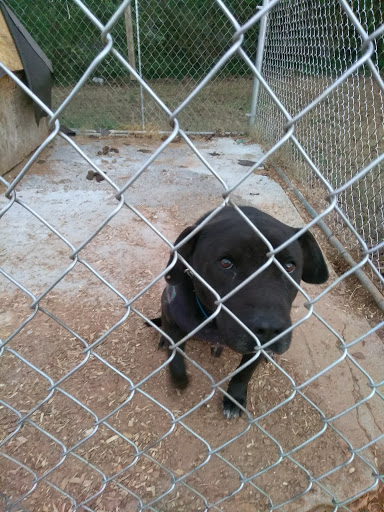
[166,285,224,346]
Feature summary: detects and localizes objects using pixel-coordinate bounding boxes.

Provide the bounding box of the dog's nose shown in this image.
[251,318,286,343]
[249,316,292,354]
[254,326,283,341]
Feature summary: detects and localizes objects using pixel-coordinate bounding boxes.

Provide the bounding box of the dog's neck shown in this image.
[171,285,212,319]
[184,269,215,319]
[195,294,210,319]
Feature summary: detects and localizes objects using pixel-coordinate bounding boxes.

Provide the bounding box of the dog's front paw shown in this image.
[210,345,223,358]
[158,338,167,349]
[171,372,189,390]
[222,395,246,419]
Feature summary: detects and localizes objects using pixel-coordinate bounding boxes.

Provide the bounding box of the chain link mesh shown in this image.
[253,0,384,286]
[1,0,383,511]
[4,0,258,133]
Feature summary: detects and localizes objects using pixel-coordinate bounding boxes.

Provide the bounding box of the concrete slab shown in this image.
[1,135,382,511]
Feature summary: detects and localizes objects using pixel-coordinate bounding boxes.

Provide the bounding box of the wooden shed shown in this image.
[0,1,52,176]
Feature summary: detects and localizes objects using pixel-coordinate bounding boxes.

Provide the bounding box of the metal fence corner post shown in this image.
[249,0,270,127]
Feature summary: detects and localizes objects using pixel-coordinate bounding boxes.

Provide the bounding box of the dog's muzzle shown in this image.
[217,311,292,355]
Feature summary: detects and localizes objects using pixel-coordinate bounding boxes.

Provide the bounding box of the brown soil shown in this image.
[1,136,383,512]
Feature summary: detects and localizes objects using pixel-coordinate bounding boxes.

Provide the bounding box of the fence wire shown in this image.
[253,0,384,287]
[1,1,384,512]
[5,0,258,133]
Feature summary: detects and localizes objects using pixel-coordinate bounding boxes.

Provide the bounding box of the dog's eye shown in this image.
[283,261,296,273]
[220,258,233,269]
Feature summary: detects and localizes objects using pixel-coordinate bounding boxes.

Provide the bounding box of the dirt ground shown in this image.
[0,135,383,512]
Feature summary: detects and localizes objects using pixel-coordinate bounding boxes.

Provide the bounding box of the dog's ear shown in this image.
[165,226,198,285]
[297,229,329,284]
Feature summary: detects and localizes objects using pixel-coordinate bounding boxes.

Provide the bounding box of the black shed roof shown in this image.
[0,0,52,122]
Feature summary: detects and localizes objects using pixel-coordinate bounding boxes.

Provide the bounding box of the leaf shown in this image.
[106,434,119,444]
[238,159,256,167]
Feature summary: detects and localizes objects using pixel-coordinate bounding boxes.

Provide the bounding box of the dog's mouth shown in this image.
[241,347,275,357]
[215,319,292,355]
[193,293,293,355]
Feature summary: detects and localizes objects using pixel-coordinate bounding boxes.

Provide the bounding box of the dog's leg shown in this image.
[211,345,223,358]
[168,341,189,390]
[222,353,265,419]
[146,317,162,327]
[159,320,189,390]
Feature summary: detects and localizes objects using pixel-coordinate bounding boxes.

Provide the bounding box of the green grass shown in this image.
[53,76,254,133]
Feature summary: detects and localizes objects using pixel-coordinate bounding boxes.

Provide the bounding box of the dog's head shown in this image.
[165,206,328,355]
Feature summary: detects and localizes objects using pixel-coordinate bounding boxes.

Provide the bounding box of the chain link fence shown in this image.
[252,0,384,288]
[4,0,259,133]
[1,0,384,511]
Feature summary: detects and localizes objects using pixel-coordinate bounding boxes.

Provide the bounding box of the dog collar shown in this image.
[170,285,177,301]
[171,286,210,320]
[195,295,210,319]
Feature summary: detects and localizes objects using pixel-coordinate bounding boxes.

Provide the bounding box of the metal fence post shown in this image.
[248,0,270,127]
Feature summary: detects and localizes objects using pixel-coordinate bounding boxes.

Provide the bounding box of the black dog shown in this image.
[152,206,328,418]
